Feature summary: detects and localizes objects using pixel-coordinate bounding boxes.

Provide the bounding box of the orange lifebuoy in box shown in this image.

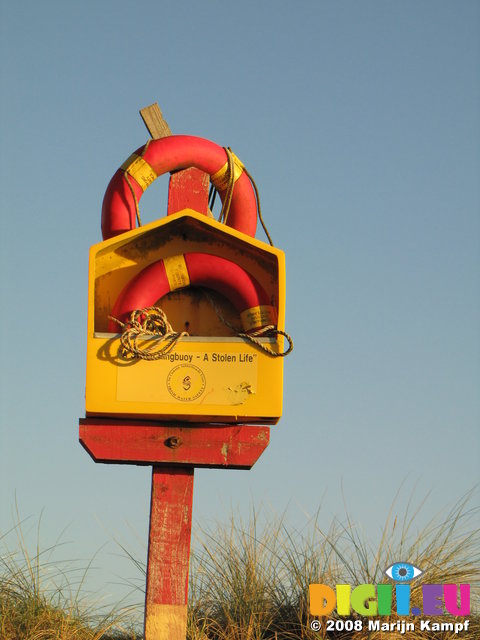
[101,135,257,240]
[108,252,276,334]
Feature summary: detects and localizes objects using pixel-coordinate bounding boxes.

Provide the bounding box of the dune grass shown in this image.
[187,490,479,639]
[1,491,478,639]
[0,507,140,640]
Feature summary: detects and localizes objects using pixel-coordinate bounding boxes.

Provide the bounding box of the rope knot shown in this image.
[109,300,293,360]
[108,306,189,360]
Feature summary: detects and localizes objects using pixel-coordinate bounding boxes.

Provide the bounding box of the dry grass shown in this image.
[187,490,479,639]
[0,507,140,640]
[1,490,478,639]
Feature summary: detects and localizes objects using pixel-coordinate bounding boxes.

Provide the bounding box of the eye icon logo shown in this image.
[385,562,423,582]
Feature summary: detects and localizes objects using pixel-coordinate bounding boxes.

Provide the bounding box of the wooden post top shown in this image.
[140,103,172,139]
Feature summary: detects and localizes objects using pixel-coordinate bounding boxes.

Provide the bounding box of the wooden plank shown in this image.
[140,103,172,139]
[167,167,210,216]
[144,466,193,640]
[79,419,270,469]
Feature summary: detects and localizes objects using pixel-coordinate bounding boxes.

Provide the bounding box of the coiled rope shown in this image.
[201,290,293,358]
[109,307,189,361]
[109,298,293,360]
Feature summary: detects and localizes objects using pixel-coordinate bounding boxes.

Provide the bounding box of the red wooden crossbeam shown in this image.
[79,419,269,469]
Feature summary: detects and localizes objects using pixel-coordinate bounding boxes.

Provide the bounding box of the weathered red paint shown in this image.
[79,419,270,469]
[144,467,193,639]
[147,467,193,604]
[167,167,210,216]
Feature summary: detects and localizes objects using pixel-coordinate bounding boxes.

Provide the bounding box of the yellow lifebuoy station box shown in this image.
[85,209,286,424]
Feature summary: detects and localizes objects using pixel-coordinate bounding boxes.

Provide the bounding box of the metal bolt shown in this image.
[165,436,182,449]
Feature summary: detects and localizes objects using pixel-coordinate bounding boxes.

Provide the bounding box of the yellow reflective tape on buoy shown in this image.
[121,153,158,191]
[164,254,190,291]
[211,152,245,191]
[241,305,277,331]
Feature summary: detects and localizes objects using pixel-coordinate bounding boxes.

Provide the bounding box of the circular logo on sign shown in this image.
[166,364,206,402]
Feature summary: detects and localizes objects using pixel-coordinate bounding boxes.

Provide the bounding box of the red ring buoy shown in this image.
[101,135,257,240]
[108,252,276,334]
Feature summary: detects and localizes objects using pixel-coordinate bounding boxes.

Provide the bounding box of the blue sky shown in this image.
[1,0,479,611]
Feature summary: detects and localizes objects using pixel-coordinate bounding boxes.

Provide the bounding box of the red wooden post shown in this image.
[144,467,194,640]
[167,167,210,216]
[79,419,269,640]
[145,166,207,639]
[81,135,272,638]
